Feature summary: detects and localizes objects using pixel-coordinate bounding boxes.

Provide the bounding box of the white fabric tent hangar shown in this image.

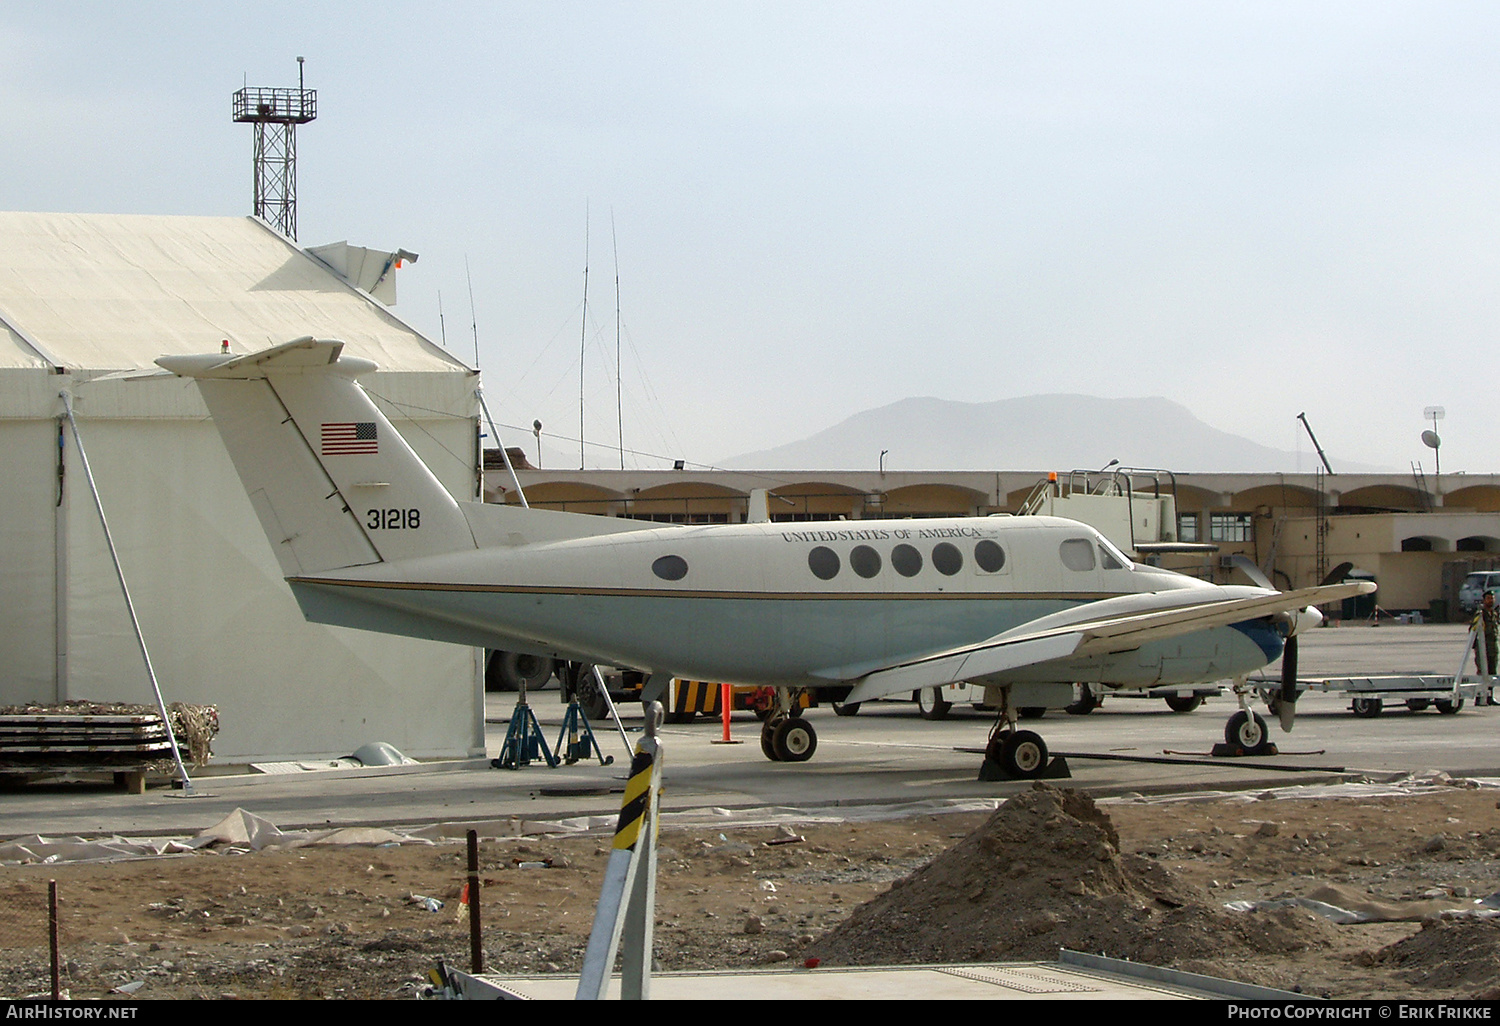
[0,212,483,764]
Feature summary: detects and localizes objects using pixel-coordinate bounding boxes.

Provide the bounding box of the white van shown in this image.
[1459,571,1500,616]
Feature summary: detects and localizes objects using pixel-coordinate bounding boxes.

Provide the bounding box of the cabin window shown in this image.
[891,543,923,577]
[974,539,1006,573]
[1098,544,1125,570]
[808,546,841,580]
[850,544,882,579]
[1059,538,1096,571]
[652,555,689,581]
[932,542,963,576]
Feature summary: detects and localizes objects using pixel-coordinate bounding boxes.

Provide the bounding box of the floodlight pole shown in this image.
[232,58,317,240]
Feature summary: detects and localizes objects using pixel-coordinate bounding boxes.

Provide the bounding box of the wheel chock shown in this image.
[1209,741,1279,758]
[977,754,1071,782]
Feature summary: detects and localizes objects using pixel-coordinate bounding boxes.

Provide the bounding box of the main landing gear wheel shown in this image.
[1225,710,1269,751]
[760,717,782,760]
[760,716,817,762]
[985,730,1049,779]
[916,687,952,720]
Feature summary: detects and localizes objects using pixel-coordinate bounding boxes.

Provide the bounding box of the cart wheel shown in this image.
[1351,696,1383,718]
[1164,695,1203,713]
[1405,698,1430,713]
[1435,698,1464,715]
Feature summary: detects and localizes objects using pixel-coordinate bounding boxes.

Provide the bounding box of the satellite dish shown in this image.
[1422,430,1441,450]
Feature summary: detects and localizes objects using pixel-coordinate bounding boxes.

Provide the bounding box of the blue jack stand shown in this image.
[491,696,558,769]
[555,701,614,766]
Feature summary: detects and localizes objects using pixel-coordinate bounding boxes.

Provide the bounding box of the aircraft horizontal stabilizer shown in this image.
[842,580,1373,703]
[157,336,371,380]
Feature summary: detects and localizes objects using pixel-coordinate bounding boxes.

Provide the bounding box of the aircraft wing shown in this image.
[842,581,1374,703]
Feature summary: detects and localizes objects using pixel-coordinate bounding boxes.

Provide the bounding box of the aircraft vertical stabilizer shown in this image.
[158,337,477,576]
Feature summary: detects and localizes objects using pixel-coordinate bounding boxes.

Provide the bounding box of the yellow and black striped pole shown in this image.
[577,702,663,1000]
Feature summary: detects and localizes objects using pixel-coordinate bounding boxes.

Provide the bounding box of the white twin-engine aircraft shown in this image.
[159,338,1373,778]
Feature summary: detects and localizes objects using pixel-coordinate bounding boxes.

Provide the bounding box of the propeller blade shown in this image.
[1278,634,1299,732]
[1229,554,1276,591]
[1320,561,1354,587]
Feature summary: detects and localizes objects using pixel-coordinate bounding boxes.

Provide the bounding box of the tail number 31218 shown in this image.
[367,508,421,530]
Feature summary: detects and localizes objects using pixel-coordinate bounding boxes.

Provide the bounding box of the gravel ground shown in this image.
[4,778,1500,1000]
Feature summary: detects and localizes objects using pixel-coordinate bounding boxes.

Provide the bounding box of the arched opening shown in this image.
[883,483,989,518]
[630,482,747,523]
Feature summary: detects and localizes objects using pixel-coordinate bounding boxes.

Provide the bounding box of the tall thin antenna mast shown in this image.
[437,290,447,348]
[612,210,623,470]
[465,257,480,368]
[464,260,528,508]
[579,204,590,470]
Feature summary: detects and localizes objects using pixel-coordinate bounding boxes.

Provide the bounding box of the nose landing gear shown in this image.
[1213,678,1278,756]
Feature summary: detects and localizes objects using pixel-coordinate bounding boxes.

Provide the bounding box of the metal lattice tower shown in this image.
[232,58,316,240]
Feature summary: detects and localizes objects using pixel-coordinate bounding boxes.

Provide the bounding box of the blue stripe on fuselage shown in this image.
[1230,619,1283,662]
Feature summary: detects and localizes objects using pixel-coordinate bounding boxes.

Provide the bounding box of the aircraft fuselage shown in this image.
[287,511,1281,690]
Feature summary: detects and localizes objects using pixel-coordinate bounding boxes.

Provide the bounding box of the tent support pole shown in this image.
[60,392,196,796]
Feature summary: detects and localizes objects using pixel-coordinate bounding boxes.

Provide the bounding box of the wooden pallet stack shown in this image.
[0,708,179,793]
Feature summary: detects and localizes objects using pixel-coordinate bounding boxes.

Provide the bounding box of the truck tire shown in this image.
[486,652,555,693]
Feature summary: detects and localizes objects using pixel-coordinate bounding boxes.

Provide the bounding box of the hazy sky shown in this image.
[3,2,1496,474]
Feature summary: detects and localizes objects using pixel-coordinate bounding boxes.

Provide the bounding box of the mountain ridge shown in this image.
[719,394,1394,474]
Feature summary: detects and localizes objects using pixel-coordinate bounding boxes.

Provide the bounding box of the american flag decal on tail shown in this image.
[321,422,378,455]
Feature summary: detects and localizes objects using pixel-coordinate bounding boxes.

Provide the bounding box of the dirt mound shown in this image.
[806,782,1340,968]
[1360,918,1500,996]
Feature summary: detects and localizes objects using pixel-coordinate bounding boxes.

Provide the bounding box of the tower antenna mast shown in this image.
[232,57,317,240]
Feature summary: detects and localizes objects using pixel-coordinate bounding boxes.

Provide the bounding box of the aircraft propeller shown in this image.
[1228,556,1352,733]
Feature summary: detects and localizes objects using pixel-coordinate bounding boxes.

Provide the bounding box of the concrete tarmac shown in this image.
[3,623,1496,842]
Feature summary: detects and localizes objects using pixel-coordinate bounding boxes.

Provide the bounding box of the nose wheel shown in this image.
[1218,709,1276,756]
